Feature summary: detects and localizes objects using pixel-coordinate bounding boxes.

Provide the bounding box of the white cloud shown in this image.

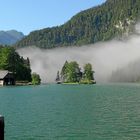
[18,23,140,83]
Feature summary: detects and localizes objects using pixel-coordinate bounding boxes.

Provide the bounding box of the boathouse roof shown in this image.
[0,70,9,79]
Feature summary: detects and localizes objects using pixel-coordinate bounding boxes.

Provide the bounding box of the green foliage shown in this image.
[15,0,140,49]
[31,73,41,85]
[66,61,81,82]
[15,57,32,81]
[61,61,81,83]
[80,63,95,84]
[0,46,32,81]
[61,61,69,77]
[60,61,95,84]
[83,63,94,80]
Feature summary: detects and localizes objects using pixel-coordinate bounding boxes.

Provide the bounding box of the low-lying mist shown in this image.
[18,24,140,83]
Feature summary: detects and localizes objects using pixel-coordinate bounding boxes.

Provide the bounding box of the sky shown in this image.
[0,0,106,35]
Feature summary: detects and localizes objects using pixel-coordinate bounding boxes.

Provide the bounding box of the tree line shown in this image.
[0,46,31,82]
[0,45,41,85]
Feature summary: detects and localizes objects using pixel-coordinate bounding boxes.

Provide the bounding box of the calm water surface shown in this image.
[0,84,140,140]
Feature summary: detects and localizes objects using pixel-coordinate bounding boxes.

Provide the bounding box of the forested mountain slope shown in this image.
[16,0,140,49]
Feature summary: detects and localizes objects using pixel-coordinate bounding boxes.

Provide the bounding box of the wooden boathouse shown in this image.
[0,70,15,86]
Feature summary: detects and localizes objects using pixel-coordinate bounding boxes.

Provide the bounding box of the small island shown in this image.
[56,61,96,84]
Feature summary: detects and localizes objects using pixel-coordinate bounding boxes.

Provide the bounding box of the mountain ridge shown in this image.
[0,30,24,45]
[15,0,140,49]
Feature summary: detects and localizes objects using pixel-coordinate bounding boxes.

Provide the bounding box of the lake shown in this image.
[0,83,140,140]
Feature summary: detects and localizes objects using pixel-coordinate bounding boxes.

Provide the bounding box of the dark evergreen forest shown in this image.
[15,0,140,49]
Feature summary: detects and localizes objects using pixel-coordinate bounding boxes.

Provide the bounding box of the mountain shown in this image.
[15,0,140,49]
[0,30,24,45]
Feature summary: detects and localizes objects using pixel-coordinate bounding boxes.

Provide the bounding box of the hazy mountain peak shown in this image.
[0,30,24,45]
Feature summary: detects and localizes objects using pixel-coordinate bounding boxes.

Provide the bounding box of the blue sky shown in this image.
[0,0,106,35]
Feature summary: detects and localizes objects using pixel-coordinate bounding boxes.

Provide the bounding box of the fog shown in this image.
[18,24,140,83]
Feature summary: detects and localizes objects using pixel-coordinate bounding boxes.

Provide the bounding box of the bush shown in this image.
[31,73,41,85]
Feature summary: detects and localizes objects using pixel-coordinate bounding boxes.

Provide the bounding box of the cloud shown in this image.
[18,23,140,83]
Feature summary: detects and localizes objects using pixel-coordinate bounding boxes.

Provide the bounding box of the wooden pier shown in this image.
[0,116,4,140]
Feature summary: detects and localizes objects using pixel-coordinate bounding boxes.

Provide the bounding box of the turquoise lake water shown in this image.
[0,84,140,140]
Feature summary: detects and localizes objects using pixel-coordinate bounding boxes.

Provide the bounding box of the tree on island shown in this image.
[59,61,95,84]
[80,63,95,84]
[31,72,41,85]
[55,71,61,84]
[60,61,68,82]
[60,61,82,83]
[66,61,81,83]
